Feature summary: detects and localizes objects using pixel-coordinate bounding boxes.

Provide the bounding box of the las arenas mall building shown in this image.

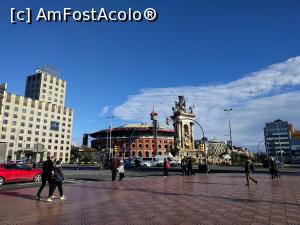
[0,69,73,163]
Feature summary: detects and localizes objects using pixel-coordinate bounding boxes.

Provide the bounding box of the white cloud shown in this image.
[113,56,300,151]
[72,137,82,147]
[99,105,110,117]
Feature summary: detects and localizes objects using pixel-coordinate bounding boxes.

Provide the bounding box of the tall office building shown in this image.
[0,69,73,163]
[264,119,291,162]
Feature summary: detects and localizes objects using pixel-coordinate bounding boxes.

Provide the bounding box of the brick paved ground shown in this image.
[0,173,300,225]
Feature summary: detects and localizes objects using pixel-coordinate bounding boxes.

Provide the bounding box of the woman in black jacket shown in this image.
[48,160,65,202]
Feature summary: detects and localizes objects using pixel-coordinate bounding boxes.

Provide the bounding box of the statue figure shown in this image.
[175,96,186,112]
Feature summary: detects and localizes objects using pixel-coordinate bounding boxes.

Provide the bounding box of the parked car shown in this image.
[140,160,152,168]
[0,163,42,186]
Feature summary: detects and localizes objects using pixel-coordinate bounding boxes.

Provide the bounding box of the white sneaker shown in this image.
[47,198,53,202]
[51,195,57,199]
[60,195,66,200]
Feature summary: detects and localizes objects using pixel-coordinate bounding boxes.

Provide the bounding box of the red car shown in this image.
[0,163,42,186]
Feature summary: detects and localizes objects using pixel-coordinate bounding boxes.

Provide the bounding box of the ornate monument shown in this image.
[171,96,198,157]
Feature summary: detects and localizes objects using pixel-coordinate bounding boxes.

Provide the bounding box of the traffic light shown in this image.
[199,143,205,152]
[166,117,171,125]
[114,146,118,152]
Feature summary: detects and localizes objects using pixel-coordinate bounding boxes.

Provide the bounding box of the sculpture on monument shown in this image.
[171,96,197,157]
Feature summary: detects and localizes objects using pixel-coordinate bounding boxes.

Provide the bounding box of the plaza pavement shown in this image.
[0,173,300,225]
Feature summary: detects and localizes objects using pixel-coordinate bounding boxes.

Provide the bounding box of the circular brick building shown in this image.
[90,124,174,158]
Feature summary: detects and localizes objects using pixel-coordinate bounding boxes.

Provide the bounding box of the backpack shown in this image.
[54,167,64,182]
[166,162,170,169]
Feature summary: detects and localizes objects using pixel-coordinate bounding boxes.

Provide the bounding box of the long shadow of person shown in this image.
[0,191,36,200]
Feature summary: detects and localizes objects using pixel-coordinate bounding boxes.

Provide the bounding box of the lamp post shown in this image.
[256,140,265,164]
[224,108,233,150]
[190,119,208,165]
[107,116,114,160]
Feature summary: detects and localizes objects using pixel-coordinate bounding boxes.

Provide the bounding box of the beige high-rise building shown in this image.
[0,69,73,163]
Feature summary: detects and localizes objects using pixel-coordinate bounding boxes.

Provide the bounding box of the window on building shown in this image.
[4,112,9,117]
[12,121,17,126]
[5,105,10,110]
[27,137,31,141]
[3,120,8,125]
[11,128,16,133]
[14,107,18,112]
[1,135,6,140]
[18,143,22,148]
[9,143,14,147]
[145,151,150,157]
[138,151,142,157]
[26,144,30,148]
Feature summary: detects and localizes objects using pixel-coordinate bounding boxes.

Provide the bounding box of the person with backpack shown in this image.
[36,156,54,201]
[181,156,187,176]
[163,158,170,177]
[245,158,258,185]
[48,160,65,202]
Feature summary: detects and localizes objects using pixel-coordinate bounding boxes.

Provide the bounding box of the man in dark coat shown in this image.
[245,158,258,185]
[187,157,193,176]
[181,157,187,176]
[37,156,54,200]
[111,158,120,181]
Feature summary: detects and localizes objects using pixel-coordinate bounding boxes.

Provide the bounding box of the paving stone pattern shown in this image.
[0,173,300,225]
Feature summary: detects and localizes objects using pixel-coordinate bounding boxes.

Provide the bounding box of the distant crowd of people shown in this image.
[35,155,283,201]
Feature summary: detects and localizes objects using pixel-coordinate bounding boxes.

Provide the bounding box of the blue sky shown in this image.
[1,1,300,149]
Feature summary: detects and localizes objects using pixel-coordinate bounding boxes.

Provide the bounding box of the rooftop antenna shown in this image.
[36,65,60,78]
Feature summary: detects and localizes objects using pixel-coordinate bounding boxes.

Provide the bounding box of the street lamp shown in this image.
[256,140,265,164]
[224,108,233,150]
[189,119,209,173]
[107,116,114,160]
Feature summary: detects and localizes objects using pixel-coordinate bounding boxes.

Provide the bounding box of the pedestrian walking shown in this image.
[36,156,54,201]
[181,156,187,176]
[118,160,125,181]
[163,158,170,177]
[187,157,193,176]
[270,157,276,179]
[245,158,258,185]
[48,160,65,202]
[111,158,120,181]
